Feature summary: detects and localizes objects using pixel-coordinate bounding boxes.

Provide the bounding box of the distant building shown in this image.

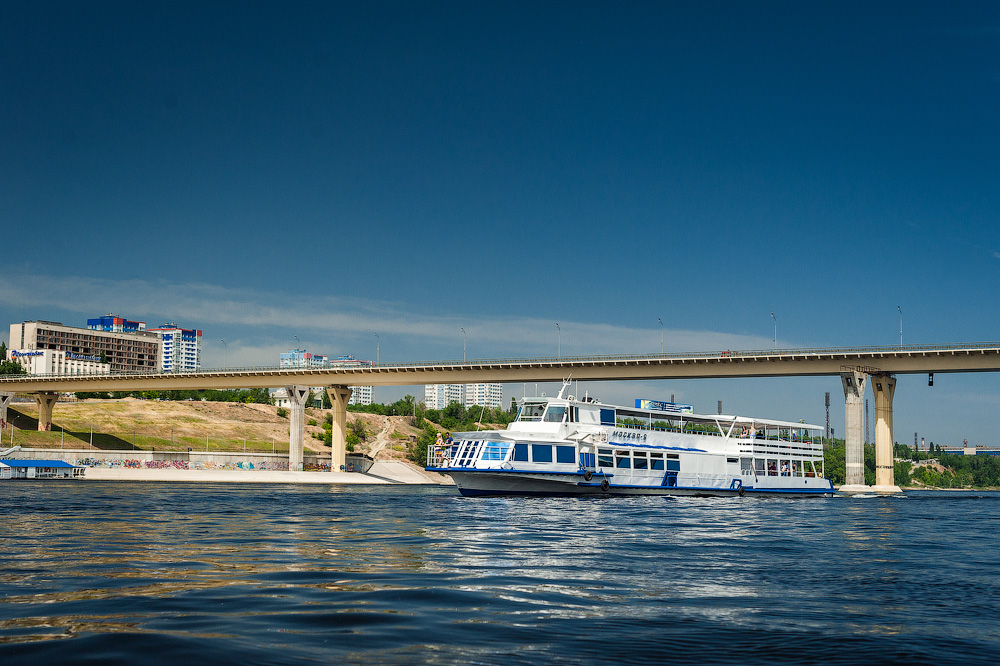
[9,320,160,373]
[148,323,202,372]
[278,351,374,406]
[465,383,503,408]
[7,348,108,375]
[87,314,147,333]
[423,383,502,409]
[424,384,465,410]
[280,349,329,368]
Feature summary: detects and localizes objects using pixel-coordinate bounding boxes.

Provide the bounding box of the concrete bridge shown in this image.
[4,341,1000,491]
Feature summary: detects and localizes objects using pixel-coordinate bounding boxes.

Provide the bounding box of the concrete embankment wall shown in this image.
[1,448,452,485]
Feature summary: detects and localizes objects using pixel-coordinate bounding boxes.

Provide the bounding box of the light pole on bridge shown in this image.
[770,313,776,351]
[221,339,228,368]
[658,317,663,354]
[461,327,466,362]
[373,332,380,365]
[556,323,561,359]
[898,305,903,348]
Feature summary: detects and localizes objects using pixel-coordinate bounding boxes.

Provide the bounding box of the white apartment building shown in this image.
[424,383,503,409]
[464,383,504,409]
[148,323,202,372]
[424,384,465,410]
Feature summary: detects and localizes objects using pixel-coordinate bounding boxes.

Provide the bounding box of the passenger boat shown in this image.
[426,383,833,497]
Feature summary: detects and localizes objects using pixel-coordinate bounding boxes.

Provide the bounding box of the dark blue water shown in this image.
[1,484,998,665]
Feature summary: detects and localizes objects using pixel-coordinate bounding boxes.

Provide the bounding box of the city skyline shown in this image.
[3,3,1000,445]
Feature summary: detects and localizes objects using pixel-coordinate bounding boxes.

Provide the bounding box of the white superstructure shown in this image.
[427,383,833,497]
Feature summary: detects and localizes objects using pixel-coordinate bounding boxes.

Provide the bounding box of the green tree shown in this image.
[0,359,25,375]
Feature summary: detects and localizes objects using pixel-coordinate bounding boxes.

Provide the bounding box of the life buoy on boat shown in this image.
[738,485,746,497]
[584,470,593,481]
[600,478,609,492]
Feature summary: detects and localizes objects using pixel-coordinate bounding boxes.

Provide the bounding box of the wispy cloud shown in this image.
[993,251,1000,260]
[0,274,774,358]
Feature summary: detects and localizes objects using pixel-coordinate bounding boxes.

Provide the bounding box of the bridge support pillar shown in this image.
[0,392,13,430]
[326,386,352,472]
[285,385,310,472]
[35,392,58,431]
[839,371,870,493]
[871,374,901,494]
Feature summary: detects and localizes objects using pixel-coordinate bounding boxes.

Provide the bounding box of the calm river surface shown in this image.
[1,483,998,664]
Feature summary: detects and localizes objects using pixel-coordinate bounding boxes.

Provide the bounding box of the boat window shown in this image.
[780,460,790,476]
[666,459,680,472]
[616,454,631,468]
[598,449,613,467]
[556,445,576,463]
[531,444,553,463]
[755,458,765,475]
[804,461,816,477]
[791,461,801,477]
[544,406,568,423]
[727,457,738,464]
[600,408,615,426]
[651,458,664,470]
[767,459,778,476]
[512,443,528,462]
[518,402,547,421]
[633,453,648,470]
[481,442,511,461]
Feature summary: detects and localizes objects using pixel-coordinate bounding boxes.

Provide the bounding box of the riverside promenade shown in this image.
[6,450,451,485]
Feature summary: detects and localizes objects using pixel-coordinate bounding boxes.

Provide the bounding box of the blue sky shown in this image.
[3,2,1000,445]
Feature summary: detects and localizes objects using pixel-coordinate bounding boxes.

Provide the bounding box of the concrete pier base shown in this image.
[0,392,13,428]
[326,385,352,472]
[840,371,870,492]
[872,374,901,494]
[35,391,58,431]
[284,385,310,472]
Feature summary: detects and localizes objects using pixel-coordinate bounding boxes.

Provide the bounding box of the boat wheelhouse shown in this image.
[427,385,832,497]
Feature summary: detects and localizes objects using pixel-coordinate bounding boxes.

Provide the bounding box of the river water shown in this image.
[1,483,997,664]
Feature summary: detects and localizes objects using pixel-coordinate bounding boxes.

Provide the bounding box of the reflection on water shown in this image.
[1,485,1000,664]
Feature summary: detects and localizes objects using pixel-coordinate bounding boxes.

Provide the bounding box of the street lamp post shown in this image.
[461,327,467,361]
[221,339,228,368]
[770,313,776,351]
[898,305,903,348]
[556,323,561,359]
[373,332,380,364]
[658,317,663,354]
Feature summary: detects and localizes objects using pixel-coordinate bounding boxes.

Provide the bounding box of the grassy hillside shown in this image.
[4,398,421,460]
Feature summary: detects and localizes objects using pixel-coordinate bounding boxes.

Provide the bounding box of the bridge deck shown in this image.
[3,343,1000,392]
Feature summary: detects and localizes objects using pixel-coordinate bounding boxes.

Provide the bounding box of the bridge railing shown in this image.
[3,341,1000,381]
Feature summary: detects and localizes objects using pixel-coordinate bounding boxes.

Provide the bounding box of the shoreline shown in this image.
[78,461,452,485]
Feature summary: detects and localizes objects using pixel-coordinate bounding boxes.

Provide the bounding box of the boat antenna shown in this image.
[557,376,573,399]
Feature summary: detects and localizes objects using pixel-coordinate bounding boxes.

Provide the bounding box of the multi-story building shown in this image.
[9,320,160,373]
[87,314,147,333]
[424,384,466,410]
[148,323,202,372]
[279,349,329,368]
[278,351,374,406]
[7,348,108,375]
[464,383,504,409]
